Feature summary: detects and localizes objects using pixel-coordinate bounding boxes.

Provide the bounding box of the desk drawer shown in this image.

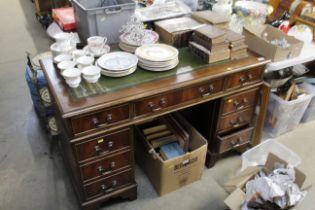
[226,67,264,90]
[217,127,254,154]
[134,90,181,116]
[221,89,258,115]
[84,169,134,200]
[70,104,130,135]
[182,78,224,102]
[80,150,132,182]
[218,108,254,133]
[75,128,131,163]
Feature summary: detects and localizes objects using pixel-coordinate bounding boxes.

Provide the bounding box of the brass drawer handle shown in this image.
[101,180,117,193]
[148,102,161,112]
[229,117,244,128]
[94,141,114,155]
[199,87,208,97]
[233,98,248,110]
[160,98,167,107]
[91,114,112,128]
[230,137,242,148]
[97,161,115,175]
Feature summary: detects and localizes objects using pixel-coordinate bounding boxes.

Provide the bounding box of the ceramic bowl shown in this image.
[54,53,72,64]
[83,74,101,83]
[62,68,81,81]
[66,77,81,88]
[54,32,72,43]
[50,42,75,57]
[76,56,94,69]
[72,49,86,59]
[57,60,77,72]
[82,66,101,83]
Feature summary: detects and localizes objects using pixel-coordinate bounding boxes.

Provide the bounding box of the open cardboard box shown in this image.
[135,113,207,195]
[224,153,306,210]
[243,24,303,62]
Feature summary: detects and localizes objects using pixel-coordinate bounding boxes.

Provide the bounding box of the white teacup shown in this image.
[57,60,77,72]
[54,32,75,49]
[76,56,94,69]
[54,53,72,64]
[82,66,101,83]
[87,36,107,54]
[62,68,82,88]
[72,49,86,60]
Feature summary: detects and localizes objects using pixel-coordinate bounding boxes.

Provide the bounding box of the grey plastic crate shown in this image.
[72,0,136,44]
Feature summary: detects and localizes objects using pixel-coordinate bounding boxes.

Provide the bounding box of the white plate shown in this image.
[101,66,137,77]
[138,58,179,67]
[97,52,138,71]
[135,44,178,62]
[138,59,179,71]
[120,30,159,47]
[119,42,137,53]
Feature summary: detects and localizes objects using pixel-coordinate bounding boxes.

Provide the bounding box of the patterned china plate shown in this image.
[120,30,159,47]
[97,52,138,71]
[135,44,178,62]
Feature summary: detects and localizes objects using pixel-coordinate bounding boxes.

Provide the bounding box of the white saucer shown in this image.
[83,45,110,57]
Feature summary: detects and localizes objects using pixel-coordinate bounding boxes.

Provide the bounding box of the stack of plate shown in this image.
[135,44,179,71]
[119,30,159,53]
[96,52,138,77]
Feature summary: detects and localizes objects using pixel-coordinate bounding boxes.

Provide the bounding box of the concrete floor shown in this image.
[0,1,314,210]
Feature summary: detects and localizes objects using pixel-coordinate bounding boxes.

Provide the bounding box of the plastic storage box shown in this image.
[264,91,312,137]
[72,0,136,44]
[301,83,315,123]
[241,139,301,171]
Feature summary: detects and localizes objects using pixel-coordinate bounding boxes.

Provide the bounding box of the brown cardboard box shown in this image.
[243,25,303,62]
[154,17,203,48]
[224,153,306,210]
[135,113,208,195]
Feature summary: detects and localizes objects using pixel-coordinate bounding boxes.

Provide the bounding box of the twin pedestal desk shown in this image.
[41,48,270,210]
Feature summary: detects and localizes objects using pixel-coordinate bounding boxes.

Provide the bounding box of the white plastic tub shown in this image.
[301,83,315,122]
[264,91,312,137]
[241,139,301,171]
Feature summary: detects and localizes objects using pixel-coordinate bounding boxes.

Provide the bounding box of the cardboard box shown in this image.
[224,153,306,210]
[154,17,203,48]
[243,25,303,62]
[135,113,208,195]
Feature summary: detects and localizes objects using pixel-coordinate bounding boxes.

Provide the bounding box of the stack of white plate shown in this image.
[135,43,179,71]
[119,30,159,53]
[96,52,138,77]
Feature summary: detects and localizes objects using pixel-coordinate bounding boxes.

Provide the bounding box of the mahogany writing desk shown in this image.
[41,48,270,210]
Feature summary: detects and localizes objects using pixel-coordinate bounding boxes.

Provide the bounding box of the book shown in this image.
[189,41,230,64]
[143,124,168,135]
[159,142,185,160]
[192,10,229,28]
[150,135,178,148]
[194,25,227,45]
[146,129,172,141]
[154,17,203,48]
[193,34,229,52]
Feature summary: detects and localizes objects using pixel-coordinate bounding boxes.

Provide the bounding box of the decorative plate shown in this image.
[135,44,178,62]
[120,30,159,47]
[97,52,138,71]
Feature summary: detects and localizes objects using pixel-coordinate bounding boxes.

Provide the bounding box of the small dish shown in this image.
[61,68,81,81]
[83,74,101,83]
[57,60,76,72]
[54,53,72,64]
[66,77,81,88]
[76,56,94,69]
[82,66,101,83]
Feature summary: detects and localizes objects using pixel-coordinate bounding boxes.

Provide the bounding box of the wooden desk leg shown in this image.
[205,151,219,168]
[252,82,271,146]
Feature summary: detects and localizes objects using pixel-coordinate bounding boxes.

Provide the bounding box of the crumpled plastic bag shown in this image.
[241,164,307,210]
